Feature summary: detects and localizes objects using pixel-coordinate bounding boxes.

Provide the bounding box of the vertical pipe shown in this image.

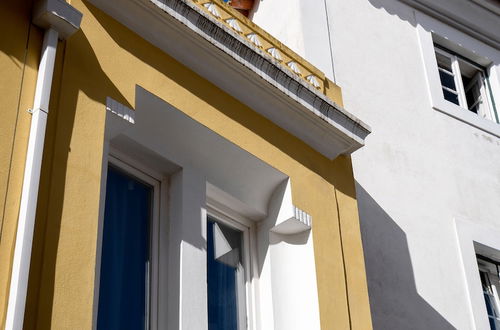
[5,27,59,330]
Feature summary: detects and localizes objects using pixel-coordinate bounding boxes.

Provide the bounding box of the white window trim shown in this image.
[416,12,500,138]
[206,204,258,330]
[454,217,500,330]
[477,258,500,326]
[435,46,496,120]
[102,89,322,330]
[93,151,167,330]
[95,154,261,330]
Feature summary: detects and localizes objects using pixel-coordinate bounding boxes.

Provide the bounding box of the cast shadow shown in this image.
[24,29,131,329]
[83,0,355,199]
[356,182,456,330]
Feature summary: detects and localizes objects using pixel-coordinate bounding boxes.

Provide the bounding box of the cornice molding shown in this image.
[400,0,500,50]
[89,0,371,159]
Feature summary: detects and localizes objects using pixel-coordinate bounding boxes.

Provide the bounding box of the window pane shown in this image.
[485,293,497,317]
[463,73,483,114]
[443,89,460,105]
[97,166,152,330]
[478,260,500,330]
[488,318,499,330]
[439,70,457,91]
[207,219,246,330]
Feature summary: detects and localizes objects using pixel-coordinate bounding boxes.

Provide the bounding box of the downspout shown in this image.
[5,1,81,329]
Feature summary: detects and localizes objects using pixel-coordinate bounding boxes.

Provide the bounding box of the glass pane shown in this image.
[97,166,152,330]
[207,219,246,330]
[443,89,460,105]
[488,317,500,330]
[439,70,457,91]
[485,293,496,317]
[463,73,483,114]
[435,51,452,71]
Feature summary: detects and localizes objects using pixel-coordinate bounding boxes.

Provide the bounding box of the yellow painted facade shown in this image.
[0,0,372,329]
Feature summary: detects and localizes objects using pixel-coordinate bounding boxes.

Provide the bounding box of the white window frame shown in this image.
[102,89,322,330]
[206,203,258,330]
[416,11,500,138]
[454,217,500,329]
[477,256,500,328]
[93,151,167,330]
[95,151,261,330]
[434,46,496,120]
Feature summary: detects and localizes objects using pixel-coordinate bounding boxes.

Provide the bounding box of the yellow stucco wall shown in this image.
[0,0,371,329]
[0,0,43,327]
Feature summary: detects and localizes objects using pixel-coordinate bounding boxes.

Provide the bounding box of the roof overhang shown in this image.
[89,0,371,159]
[400,0,500,50]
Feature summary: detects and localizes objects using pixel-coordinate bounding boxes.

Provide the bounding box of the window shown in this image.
[434,45,497,121]
[96,159,160,330]
[416,17,500,137]
[206,213,251,330]
[477,255,500,330]
[102,89,322,330]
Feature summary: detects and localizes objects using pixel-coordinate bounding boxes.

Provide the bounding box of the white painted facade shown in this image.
[253,0,500,329]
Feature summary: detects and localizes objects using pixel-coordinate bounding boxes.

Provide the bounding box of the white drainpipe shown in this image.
[5,28,58,330]
[5,1,81,329]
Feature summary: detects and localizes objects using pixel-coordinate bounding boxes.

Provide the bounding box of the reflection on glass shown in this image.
[207,218,246,330]
[479,260,500,330]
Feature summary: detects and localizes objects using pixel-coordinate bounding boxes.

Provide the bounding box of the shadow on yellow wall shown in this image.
[22,1,368,329]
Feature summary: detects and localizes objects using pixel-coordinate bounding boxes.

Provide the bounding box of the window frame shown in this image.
[94,153,164,330]
[434,45,496,121]
[416,12,500,137]
[477,255,500,329]
[455,217,500,329]
[206,203,258,330]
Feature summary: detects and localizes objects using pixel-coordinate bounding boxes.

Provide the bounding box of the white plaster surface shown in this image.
[103,87,321,330]
[254,0,500,329]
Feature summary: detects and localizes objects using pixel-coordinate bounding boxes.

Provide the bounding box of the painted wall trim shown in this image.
[6,2,81,329]
[89,0,371,159]
[270,179,312,235]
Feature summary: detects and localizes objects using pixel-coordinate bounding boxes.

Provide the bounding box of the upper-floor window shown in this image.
[477,254,500,330]
[416,16,500,137]
[434,45,497,122]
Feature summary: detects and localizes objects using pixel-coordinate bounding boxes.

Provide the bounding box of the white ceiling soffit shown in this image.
[400,0,500,50]
[88,0,371,160]
[108,87,288,220]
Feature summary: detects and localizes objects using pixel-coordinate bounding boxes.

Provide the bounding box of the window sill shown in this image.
[433,99,500,138]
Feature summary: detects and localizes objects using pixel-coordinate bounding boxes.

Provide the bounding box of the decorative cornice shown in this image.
[193,0,325,91]
[400,0,500,50]
[90,0,371,158]
[268,179,312,235]
[152,0,370,156]
[271,206,312,235]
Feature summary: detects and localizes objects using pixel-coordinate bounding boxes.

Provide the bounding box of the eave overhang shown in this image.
[400,0,500,50]
[89,0,371,159]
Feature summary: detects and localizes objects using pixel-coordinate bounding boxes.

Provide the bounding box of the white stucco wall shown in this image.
[253,0,500,329]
